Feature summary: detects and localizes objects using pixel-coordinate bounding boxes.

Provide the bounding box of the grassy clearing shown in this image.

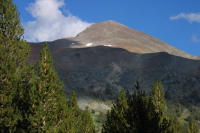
[178,112,190,124]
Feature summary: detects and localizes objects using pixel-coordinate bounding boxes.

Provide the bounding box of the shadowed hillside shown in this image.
[28,44,200,104]
[28,20,200,131]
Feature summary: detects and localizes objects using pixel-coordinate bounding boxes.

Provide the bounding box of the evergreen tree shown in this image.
[103,89,129,133]
[103,81,181,133]
[0,1,96,132]
[150,80,182,133]
[81,106,95,133]
[149,80,171,133]
[167,117,182,133]
[187,119,198,133]
[16,64,37,132]
[66,92,82,132]
[68,91,79,109]
[66,92,95,133]
[125,84,158,133]
[151,80,166,114]
[26,43,68,132]
[0,0,31,132]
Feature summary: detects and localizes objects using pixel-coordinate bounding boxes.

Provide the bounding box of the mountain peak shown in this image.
[76,20,129,38]
[74,20,196,59]
[100,20,120,24]
[96,20,127,27]
[34,20,197,59]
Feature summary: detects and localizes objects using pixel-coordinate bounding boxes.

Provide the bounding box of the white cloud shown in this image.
[24,0,92,42]
[190,34,200,42]
[170,13,200,23]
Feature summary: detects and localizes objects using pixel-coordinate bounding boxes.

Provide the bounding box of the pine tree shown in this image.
[103,81,181,133]
[68,91,79,109]
[26,43,68,132]
[187,119,198,133]
[81,106,95,133]
[16,64,37,132]
[149,80,182,133]
[66,92,95,133]
[125,85,154,133]
[65,92,81,132]
[103,89,129,133]
[167,117,182,133]
[0,0,31,132]
[149,80,171,133]
[151,80,166,114]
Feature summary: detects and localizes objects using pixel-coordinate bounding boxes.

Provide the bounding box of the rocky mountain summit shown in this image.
[28,20,200,106]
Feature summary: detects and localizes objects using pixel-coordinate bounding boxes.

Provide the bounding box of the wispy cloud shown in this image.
[190,34,200,43]
[170,13,200,23]
[24,0,92,42]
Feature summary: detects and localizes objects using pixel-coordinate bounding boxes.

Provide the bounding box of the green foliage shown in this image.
[15,64,37,131]
[81,107,95,133]
[25,43,68,132]
[65,92,95,133]
[103,80,182,133]
[167,117,182,133]
[68,91,79,109]
[124,80,172,133]
[187,119,198,133]
[166,102,185,117]
[103,89,129,133]
[65,92,82,132]
[0,1,96,132]
[151,80,166,113]
[185,115,195,123]
[98,112,107,124]
[0,0,31,132]
[166,101,200,132]
[190,107,200,121]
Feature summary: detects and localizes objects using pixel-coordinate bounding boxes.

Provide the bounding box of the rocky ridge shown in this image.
[28,20,200,107]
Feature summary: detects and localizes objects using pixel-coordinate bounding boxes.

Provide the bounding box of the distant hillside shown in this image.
[28,20,200,107]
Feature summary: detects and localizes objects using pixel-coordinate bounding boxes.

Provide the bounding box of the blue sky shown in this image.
[13,0,200,56]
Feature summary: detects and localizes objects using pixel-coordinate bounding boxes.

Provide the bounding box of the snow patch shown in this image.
[86,43,93,46]
[104,44,112,47]
[71,43,75,45]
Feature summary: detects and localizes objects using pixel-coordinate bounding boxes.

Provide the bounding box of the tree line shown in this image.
[103,81,198,133]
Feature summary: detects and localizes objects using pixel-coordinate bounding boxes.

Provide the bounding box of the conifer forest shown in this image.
[0,0,199,133]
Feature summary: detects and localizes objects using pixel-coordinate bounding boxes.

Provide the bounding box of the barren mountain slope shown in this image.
[28,20,200,106]
[41,20,199,60]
